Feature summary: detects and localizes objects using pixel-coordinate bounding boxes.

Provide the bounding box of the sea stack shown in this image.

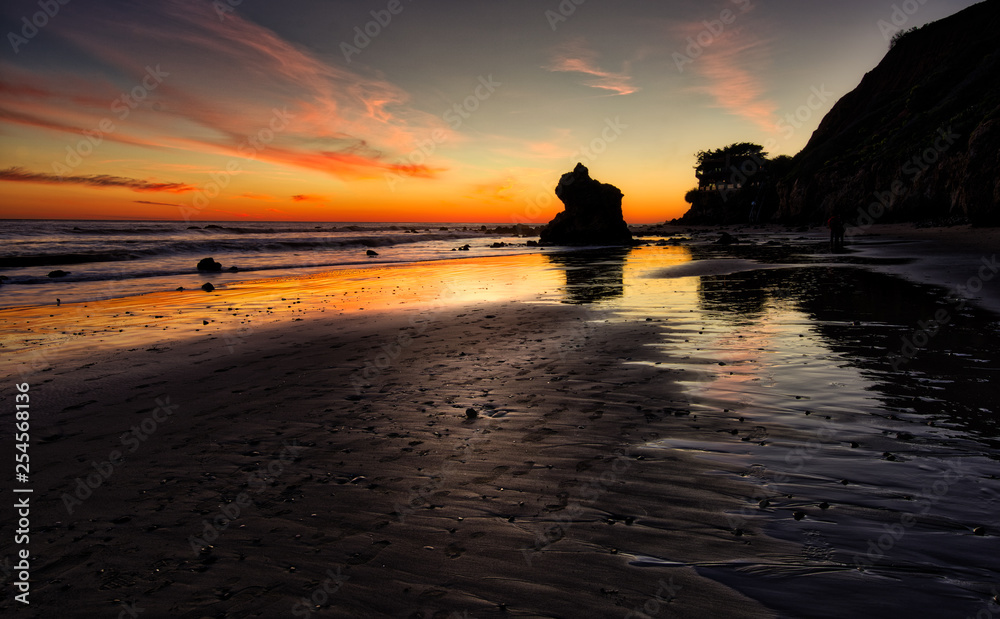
[539,163,632,246]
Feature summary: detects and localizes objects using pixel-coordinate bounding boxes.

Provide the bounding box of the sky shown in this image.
[0,0,984,223]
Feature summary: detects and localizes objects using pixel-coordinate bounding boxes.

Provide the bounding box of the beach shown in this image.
[2,223,999,618]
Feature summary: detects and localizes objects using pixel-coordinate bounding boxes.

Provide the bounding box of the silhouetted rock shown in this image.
[366,250,378,257]
[197,257,223,272]
[540,163,632,246]
[714,232,739,245]
[201,282,215,292]
[47,270,70,278]
[227,266,239,272]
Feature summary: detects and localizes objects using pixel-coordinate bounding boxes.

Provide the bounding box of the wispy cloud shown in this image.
[546,41,638,96]
[134,199,181,206]
[0,0,451,181]
[675,16,778,131]
[291,194,326,202]
[0,167,195,193]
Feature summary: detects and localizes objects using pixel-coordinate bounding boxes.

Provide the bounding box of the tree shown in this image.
[693,142,768,190]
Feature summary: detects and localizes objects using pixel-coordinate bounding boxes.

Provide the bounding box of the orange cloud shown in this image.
[0,1,453,182]
[677,21,778,132]
[0,167,196,193]
[546,41,638,96]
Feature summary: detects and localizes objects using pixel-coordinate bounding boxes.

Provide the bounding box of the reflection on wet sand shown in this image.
[601,245,1000,618]
[545,248,629,304]
[695,266,1000,441]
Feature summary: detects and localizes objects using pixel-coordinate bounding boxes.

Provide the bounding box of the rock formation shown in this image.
[539,163,632,246]
[775,2,1000,224]
[197,257,223,272]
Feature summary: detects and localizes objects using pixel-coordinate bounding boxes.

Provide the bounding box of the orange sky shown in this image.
[0,0,981,223]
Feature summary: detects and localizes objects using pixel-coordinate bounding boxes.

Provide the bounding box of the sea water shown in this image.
[0,220,545,308]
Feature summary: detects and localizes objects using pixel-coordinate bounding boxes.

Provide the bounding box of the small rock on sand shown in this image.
[201,282,215,292]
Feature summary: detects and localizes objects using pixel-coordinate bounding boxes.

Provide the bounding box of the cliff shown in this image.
[777,0,1000,225]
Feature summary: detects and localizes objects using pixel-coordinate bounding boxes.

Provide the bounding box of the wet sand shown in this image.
[2,230,999,618]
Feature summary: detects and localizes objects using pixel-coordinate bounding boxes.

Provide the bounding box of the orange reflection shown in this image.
[0,253,564,363]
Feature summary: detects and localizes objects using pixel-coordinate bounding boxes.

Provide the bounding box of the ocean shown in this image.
[0,220,546,308]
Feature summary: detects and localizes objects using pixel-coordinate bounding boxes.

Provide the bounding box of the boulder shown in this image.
[366,250,379,257]
[197,257,223,272]
[714,232,739,245]
[47,270,70,278]
[539,163,632,246]
[201,282,215,292]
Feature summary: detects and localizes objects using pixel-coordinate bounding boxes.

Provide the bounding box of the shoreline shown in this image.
[2,226,999,617]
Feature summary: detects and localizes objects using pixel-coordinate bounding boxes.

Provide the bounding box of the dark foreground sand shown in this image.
[2,226,999,618]
[1,296,789,618]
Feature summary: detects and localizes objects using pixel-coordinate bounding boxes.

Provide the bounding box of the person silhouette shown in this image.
[827,214,845,251]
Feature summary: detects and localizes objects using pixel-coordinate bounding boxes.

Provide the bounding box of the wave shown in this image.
[57,223,472,235]
[0,249,540,287]
[0,233,469,268]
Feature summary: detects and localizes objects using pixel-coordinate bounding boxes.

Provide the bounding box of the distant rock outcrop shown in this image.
[776,1,1000,225]
[539,163,632,246]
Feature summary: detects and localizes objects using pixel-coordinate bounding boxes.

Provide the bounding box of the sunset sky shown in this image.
[0,0,982,223]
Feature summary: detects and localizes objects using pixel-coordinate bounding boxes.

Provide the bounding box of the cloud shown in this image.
[291,194,326,202]
[675,16,778,131]
[0,0,451,181]
[134,199,181,206]
[0,167,196,193]
[546,41,638,96]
